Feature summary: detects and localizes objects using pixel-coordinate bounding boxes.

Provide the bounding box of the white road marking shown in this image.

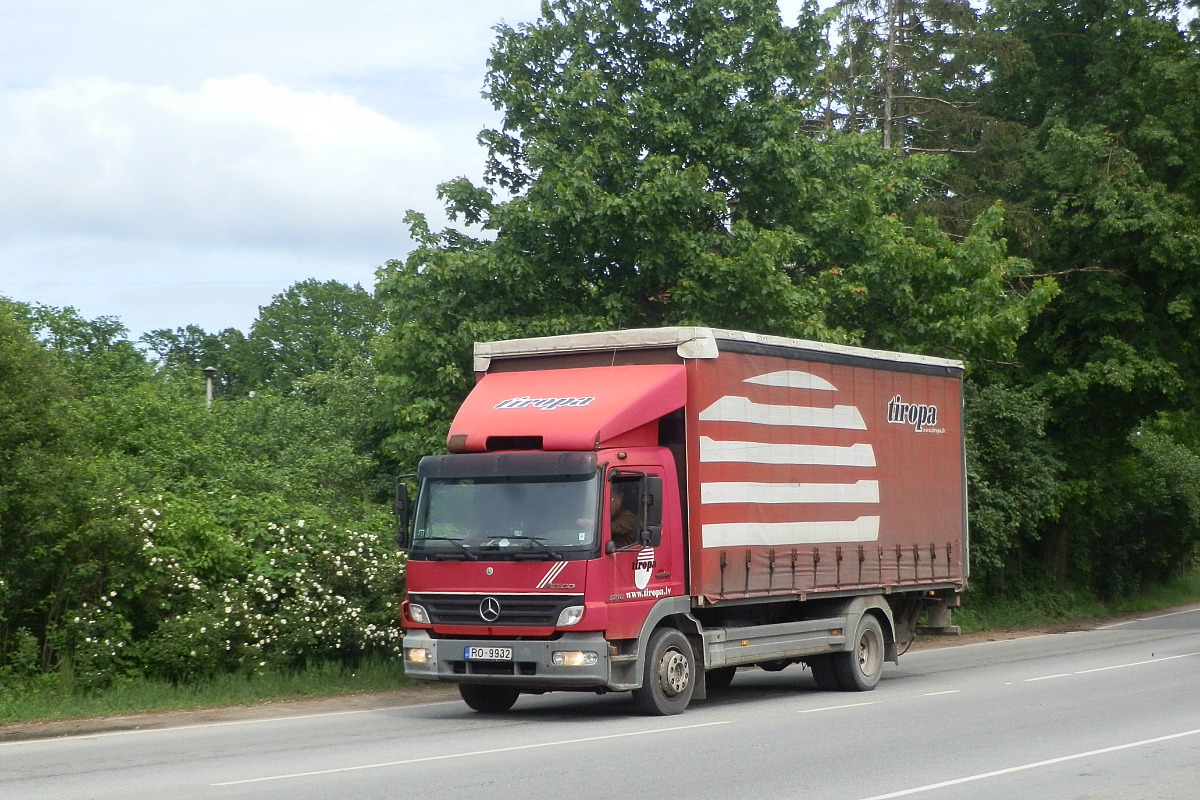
[797,702,879,714]
[1074,650,1200,674]
[922,690,960,697]
[212,720,731,786]
[1021,650,1200,684]
[1096,605,1200,629]
[855,728,1200,800]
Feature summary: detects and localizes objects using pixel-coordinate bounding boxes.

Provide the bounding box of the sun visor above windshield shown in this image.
[448,365,686,452]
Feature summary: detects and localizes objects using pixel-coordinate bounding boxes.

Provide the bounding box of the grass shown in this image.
[0,656,418,727]
[954,571,1200,633]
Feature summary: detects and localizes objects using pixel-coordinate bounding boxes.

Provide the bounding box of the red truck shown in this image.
[397,327,966,715]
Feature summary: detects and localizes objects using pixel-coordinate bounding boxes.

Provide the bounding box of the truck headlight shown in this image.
[408,604,430,624]
[552,651,598,667]
[405,647,433,665]
[556,605,585,626]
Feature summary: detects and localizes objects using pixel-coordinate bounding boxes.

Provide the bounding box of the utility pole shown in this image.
[203,366,218,407]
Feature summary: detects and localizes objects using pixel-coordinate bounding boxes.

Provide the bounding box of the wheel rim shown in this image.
[657,648,690,697]
[857,629,881,677]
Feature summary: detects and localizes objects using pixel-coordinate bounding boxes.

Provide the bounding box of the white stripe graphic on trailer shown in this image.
[702,480,880,505]
[699,437,876,467]
[703,516,881,547]
[536,560,568,589]
[699,396,866,430]
[743,371,837,391]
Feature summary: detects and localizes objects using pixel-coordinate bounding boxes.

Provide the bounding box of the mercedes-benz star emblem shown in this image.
[479,596,501,623]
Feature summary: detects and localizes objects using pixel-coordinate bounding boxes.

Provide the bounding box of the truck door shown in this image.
[602,467,682,640]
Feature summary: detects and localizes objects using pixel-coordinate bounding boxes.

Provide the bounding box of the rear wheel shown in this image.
[633,628,695,715]
[833,614,885,691]
[806,655,841,690]
[459,683,520,713]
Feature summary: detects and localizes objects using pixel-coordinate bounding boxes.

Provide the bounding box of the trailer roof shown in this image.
[474,327,964,373]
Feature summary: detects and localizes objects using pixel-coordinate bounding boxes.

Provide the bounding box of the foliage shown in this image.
[143,279,382,397]
[954,568,1200,634]
[141,325,260,397]
[0,293,400,692]
[246,279,383,392]
[56,499,402,687]
[1059,415,1200,598]
[376,0,1053,466]
[967,0,1200,591]
[963,381,1063,586]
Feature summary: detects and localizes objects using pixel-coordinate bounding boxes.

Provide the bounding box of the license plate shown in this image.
[464,646,513,661]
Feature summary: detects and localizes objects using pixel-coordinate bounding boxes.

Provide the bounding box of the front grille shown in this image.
[411,593,583,627]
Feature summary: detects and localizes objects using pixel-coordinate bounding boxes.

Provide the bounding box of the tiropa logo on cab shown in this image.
[493,395,595,411]
[634,548,655,590]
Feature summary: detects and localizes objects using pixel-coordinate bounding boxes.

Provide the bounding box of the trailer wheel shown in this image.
[704,666,737,692]
[633,628,695,715]
[833,614,884,691]
[459,683,520,713]
[806,655,841,691]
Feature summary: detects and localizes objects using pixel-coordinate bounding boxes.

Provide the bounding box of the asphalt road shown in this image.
[4,607,1198,800]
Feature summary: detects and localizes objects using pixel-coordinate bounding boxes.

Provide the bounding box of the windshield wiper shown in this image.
[415,536,478,561]
[512,536,563,561]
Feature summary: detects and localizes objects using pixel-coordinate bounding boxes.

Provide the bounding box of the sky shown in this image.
[1,1,808,339]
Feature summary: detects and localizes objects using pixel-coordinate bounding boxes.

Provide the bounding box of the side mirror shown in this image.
[638,475,663,548]
[394,481,411,551]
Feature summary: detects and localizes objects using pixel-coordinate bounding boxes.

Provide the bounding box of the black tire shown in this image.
[832,614,885,691]
[633,628,696,715]
[807,655,842,691]
[459,683,520,713]
[704,665,737,692]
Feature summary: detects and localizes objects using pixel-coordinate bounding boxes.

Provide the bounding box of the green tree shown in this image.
[819,0,1032,238]
[974,0,1200,591]
[0,299,76,669]
[143,280,382,398]
[142,325,260,397]
[963,382,1064,589]
[376,0,1053,466]
[248,280,382,393]
[23,305,151,391]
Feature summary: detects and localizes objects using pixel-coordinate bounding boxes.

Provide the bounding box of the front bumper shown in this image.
[402,630,613,689]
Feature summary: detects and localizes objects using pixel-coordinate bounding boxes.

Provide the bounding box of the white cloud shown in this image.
[0,74,449,250]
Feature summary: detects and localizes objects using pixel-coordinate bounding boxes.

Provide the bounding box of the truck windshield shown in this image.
[410,473,600,561]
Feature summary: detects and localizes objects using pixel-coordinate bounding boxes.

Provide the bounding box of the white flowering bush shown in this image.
[50,492,405,687]
[52,600,135,689]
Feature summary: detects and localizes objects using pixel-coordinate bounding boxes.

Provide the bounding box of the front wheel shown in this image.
[633,628,695,715]
[459,683,520,713]
[833,614,885,691]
